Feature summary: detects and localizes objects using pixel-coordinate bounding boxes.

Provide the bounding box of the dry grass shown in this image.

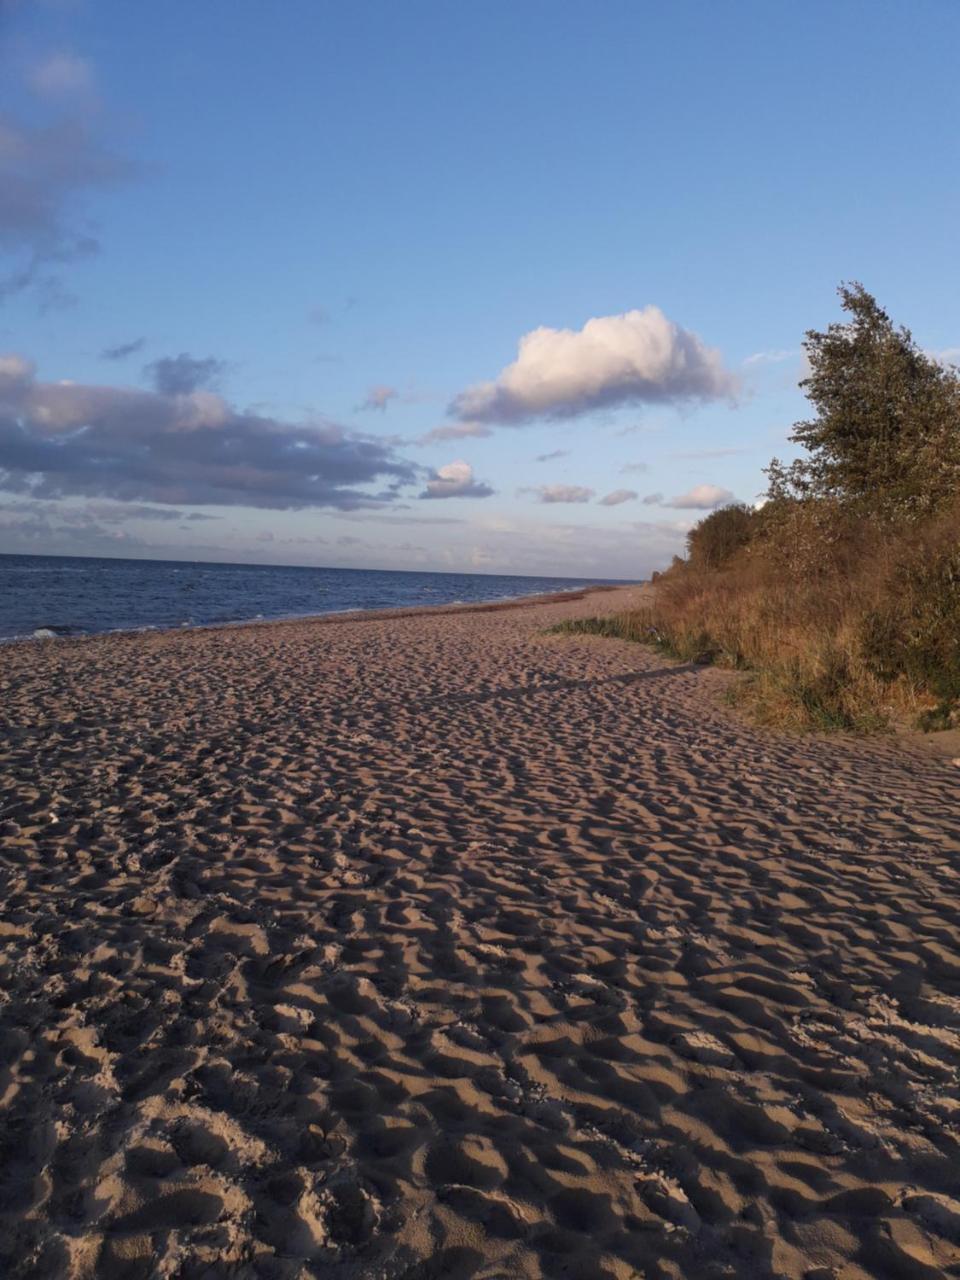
[556,503,960,733]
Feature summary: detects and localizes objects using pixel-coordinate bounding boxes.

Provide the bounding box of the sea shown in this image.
[0,553,632,642]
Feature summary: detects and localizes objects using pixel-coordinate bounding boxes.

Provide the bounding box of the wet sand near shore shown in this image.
[1,584,959,1279]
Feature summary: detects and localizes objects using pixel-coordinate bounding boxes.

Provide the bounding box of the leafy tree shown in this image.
[686,503,757,568]
[767,283,960,521]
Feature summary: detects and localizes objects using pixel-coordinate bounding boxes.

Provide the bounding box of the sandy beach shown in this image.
[1,583,959,1280]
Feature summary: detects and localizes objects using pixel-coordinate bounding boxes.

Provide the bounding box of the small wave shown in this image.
[32,623,86,639]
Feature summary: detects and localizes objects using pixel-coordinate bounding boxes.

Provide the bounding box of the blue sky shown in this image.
[1,0,958,578]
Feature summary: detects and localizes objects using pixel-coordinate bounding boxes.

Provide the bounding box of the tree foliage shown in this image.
[766,283,960,521]
[685,502,757,568]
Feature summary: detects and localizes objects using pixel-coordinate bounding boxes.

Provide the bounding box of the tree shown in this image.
[685,503,758,569]
[767,283,960,521]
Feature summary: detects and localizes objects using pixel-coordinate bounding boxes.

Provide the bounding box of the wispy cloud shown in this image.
[620,461,649,473]
[145,354,226,395]
[522,484,595,504]
[0,53,131,305]
[642,492,664,505]
[29,53,96,100]
[84,501,219,524]
[743,348,796,366]
[669,446,749,459]
[598,489,638,507]
[358,384,398,412]
[416,421,492,445]
[535,448,569,463]
[101,337,146,361]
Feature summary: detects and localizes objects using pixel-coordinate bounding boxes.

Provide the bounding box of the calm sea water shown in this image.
[0,553,631,641]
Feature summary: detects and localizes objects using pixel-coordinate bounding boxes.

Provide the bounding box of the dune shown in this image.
[0,584,958,1279]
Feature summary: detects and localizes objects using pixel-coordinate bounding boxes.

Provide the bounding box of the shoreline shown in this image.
[6,579,642,650]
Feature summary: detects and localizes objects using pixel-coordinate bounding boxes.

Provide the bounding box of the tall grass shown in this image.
[556,503,960,733]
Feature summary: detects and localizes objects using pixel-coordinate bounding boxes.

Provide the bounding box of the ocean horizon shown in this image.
[0,552,634,642]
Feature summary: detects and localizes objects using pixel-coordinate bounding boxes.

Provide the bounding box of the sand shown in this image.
[1,584,959,1280]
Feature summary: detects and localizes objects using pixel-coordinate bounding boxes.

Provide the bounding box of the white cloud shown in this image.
[598,489,638,507]
[419,459,494,500]
[664,483,736,510]
[449,306,737,426]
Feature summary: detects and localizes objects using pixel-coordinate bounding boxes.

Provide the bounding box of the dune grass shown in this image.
[555,510,960,733]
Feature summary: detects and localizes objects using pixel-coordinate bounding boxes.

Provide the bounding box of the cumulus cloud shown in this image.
[524,484,595,505]
[101,337,146,361]
[535,449,569,462]
[145,353,226,396]
[664,483,736,510]
[359,384,398,412]
[419,459,494,500]
[0,354,418,509]
[642,492,664,505]
[448,307,737,426]
[598,489,638,507]
[0,108,130,303]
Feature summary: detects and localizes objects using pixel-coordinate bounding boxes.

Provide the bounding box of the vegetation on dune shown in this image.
[558,284,960,732]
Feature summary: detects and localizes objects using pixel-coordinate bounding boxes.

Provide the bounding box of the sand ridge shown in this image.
[1,584,959,1279]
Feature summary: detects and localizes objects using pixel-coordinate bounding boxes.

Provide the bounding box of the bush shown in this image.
[859,521,960,722]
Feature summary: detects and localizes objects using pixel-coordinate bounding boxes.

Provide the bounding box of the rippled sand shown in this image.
[1,585,959,1279]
